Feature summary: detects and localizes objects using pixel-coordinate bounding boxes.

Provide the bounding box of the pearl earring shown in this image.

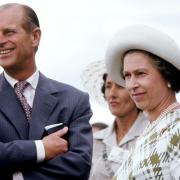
[167,82,171,88]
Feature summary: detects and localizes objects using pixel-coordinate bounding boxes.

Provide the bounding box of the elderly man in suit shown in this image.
[0,3,93,180]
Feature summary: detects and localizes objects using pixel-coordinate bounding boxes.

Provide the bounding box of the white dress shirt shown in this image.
[4,70,45,180]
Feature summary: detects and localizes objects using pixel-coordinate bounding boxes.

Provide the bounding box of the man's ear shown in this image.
[31,27,41,49]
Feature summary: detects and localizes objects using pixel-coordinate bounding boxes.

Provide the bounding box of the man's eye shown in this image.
[5,30,16,36]
[7,31,14,35]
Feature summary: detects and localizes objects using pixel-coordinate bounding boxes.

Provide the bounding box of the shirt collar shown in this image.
[93,112,149,146]
[93,120,117,147]
[4,70,39,89]
[93,120,116,140]
[119,112,148,146]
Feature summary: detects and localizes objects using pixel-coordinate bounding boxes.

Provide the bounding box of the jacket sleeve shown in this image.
[23,92,93,180]
[0,140,37,174]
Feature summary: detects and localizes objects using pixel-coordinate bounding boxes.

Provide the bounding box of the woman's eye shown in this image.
[138,72,145,76]
[105,85,111,89]
[123,73,130,79]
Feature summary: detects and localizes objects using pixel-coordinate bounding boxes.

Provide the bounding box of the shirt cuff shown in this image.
[35,140,45,163]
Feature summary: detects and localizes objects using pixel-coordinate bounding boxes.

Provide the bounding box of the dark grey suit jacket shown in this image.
[0,72,93,180]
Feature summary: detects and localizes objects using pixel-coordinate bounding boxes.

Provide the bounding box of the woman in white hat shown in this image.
[106,25,180,179]
[81,61,148,180]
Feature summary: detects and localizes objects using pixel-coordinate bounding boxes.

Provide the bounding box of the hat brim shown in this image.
[81,60,108,107]
[106,24,180,86]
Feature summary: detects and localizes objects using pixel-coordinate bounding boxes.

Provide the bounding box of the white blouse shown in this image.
[90,112,148,180]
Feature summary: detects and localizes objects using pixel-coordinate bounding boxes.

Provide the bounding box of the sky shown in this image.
[1,0,180,124]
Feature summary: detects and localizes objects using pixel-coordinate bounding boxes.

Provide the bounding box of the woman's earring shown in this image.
[167,82,171,88]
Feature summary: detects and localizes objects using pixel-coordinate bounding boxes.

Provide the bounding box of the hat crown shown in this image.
[105,24,180,86]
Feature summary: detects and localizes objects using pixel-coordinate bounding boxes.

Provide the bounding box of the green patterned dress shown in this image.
[113,106,180,180]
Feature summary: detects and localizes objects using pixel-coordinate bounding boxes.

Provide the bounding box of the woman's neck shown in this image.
[115,109,139,144]
[147,95,177,122]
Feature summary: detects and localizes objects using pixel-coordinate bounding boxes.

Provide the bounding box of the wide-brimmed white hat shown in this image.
[105,24,180,86]
[81,60,108,107]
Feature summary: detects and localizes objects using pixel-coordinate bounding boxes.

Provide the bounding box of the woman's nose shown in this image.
[108,86,118,98]
[126,76,139,90]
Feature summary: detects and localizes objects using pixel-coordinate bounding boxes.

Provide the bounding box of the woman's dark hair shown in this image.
[101,73,108,97]
[123,50,180,92]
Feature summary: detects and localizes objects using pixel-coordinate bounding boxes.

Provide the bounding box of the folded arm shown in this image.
[23,93,93,180]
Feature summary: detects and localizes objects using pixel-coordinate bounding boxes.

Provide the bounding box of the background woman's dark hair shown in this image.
[123,50,180,92]
[101,73,108,97]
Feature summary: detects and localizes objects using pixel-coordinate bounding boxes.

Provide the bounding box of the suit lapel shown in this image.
[28,74,58,139]
[0,75,29,139]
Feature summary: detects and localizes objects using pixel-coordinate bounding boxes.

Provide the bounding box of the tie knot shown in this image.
[15,81,29,93]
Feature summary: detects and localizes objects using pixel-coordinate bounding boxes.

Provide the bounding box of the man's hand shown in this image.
[42,127,68,160]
